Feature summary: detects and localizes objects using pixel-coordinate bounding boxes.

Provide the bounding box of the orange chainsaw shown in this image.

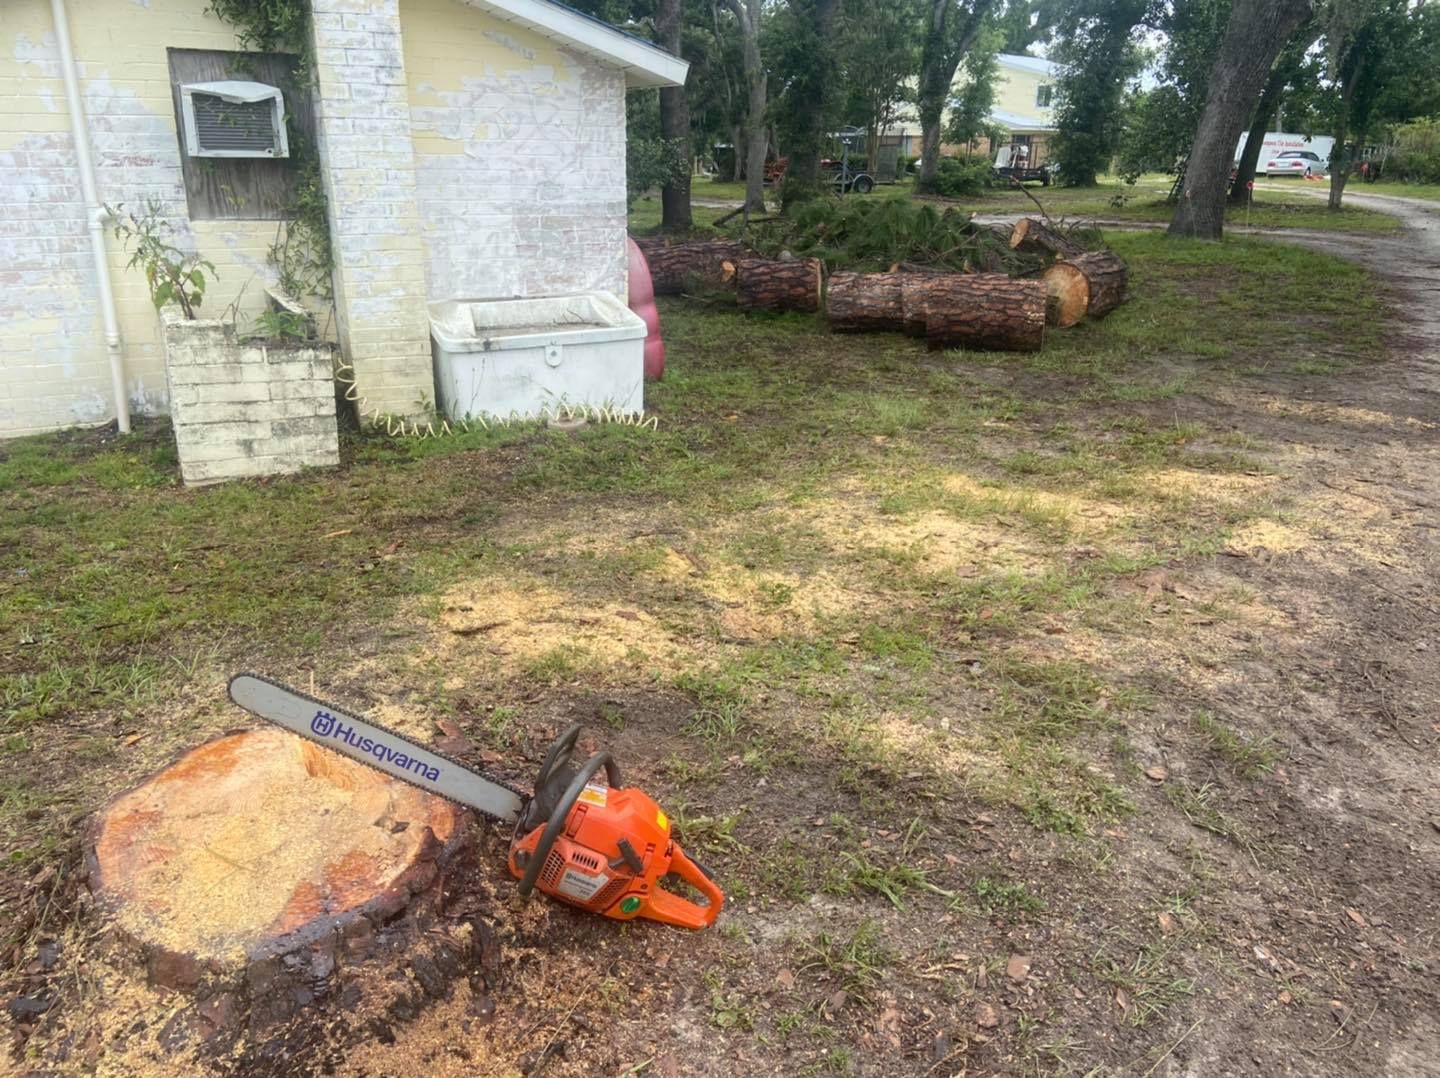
[228,674,724,930]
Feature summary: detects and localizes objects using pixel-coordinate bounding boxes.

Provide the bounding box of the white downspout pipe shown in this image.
[51,0,129,434]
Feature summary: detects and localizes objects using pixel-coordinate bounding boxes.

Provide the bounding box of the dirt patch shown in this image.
[433,577,685,674]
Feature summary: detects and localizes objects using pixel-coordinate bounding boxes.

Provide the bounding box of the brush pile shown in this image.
[632,199,1126,353]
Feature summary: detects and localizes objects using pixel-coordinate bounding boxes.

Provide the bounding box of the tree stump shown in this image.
[1039,251,1129,327]
[1008,217,1086,258]
[923,274,1047,353]
[86,728,478,1035]
[826,271,906,333]
[634,239,746,294]
[736,257,823,313]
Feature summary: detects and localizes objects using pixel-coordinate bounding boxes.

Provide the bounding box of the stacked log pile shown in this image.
[629,214,1127,353]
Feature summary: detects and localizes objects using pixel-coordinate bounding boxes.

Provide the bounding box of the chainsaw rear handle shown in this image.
[516,751,618,898]
[643,840,724,930]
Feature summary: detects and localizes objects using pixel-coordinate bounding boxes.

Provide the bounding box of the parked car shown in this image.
[1263,150,1327,177]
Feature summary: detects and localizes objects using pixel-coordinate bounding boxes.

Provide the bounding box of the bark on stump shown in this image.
[923,274,1047,353]
[826,271,905,333]
[736,257,824,313]
[633,239,745,294]
[1039,251,1129,327]
[1008,217,1087,258]
[85,728,479,1038]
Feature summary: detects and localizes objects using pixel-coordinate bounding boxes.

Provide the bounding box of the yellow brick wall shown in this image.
[399,0,629,301]
[2,0,291,437]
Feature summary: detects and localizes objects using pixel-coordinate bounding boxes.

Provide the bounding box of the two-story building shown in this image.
[944,53,1059,168]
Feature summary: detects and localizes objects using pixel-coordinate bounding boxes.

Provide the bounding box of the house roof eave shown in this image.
[460,0,689,88]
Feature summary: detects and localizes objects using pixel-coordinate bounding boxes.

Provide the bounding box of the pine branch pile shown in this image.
[739,199,1099,277]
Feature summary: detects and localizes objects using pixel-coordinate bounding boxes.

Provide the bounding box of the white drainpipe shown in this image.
[51,0,130,434]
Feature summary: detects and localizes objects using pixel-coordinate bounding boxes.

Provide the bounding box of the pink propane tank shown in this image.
[627,237,665,381]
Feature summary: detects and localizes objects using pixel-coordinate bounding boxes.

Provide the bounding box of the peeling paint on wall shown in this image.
[399,0,628,303]
[2,0,286,439]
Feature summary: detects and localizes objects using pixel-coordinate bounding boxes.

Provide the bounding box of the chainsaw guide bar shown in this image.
[227,673,528,825]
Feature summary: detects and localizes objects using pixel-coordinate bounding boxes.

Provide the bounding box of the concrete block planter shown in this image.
[161,297,340,486]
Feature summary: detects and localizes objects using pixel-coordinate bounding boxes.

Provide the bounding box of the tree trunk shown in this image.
[1328,137,1354,210]
[736,257,824,312]
[921,274,1047,351]
[725,0,769,214]
[780,0,841,214]
[732,124,745,182]
[1167,0,1314,240]
[1229,106,1276,206]
[917,0,995,185]
[1040,251,1129,326]
[632,239,746,294]
[826,271,906,332]
[657,0,692,232]
[1229,68,1289,204]
[86,728,480,1031]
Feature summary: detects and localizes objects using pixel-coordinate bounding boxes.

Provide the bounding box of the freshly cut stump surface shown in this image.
[87,728,469,989]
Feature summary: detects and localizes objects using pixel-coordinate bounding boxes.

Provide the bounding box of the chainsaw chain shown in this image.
[232,671,530,826]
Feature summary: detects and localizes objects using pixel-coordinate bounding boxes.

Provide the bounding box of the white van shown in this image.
[1234,132,1335,173]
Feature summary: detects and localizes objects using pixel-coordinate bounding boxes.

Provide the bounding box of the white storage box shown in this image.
[429,293,647,420]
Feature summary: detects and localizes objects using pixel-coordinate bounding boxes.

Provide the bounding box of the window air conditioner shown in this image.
[179,81,289,159]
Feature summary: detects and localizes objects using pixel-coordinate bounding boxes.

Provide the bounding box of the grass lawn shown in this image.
[966,179,1404,233]
[1360,179,1440,202]
[9,221,1428,1074]
[634,171,1402,237]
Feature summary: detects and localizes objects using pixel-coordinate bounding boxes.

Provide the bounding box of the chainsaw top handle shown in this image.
[517,750,617,898]
[534,723,622,795]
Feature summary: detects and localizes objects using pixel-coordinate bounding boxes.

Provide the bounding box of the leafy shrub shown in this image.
[915,156,993,198]
[1388,121,1440,183]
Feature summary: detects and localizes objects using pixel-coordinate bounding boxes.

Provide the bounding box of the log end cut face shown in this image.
[88,729,466,969]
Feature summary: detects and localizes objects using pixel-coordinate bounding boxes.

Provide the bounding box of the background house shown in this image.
[1,0,685,439]
[944,53,1059,164]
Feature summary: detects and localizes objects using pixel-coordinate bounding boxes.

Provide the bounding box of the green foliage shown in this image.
[270,154,334,302]
[945,30,1001,146]
[204,0,309,54]
[249,308,312,341]
[625,89,687,207]
[1116,87,1187,181]
[1390,121,1440,183]
[835,0,925,169]
[916,155,994,197]
[109,202,216,320]
[744,196,1029,273]
[204,0,333,302]
[1050,0,1148,186]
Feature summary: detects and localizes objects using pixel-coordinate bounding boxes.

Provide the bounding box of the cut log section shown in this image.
[1008,217,1086,259]
[1039,250,1129,327]
[633,239,745,295]
[86,728,475,1029]
[826,271,905,333]
[923,274,1047,353]
[736,257,823,313]
[900,274,969,338]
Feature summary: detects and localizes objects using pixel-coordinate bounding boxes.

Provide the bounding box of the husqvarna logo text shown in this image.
[310,710,441,782]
